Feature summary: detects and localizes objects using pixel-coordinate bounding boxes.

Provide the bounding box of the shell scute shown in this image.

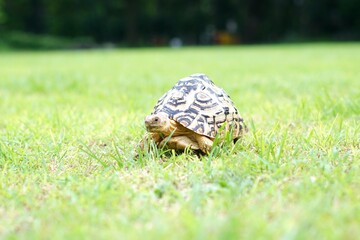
[151,73,245,139]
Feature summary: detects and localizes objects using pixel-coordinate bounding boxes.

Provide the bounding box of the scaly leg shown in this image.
[160,136,200,151]
[138,133,162,152]
[194,135,213,154]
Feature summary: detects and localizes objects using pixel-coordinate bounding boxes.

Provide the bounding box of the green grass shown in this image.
[0,43,359,239]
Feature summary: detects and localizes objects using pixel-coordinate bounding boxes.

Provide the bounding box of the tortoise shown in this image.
[141,73,245,154]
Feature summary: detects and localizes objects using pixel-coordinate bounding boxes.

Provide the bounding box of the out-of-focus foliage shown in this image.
[1,0,359,47]
[0,0,5,24]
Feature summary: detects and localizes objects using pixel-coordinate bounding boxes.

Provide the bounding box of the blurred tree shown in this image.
[124,0,139,44]
[1,0,359,46]
[0,0,4,24]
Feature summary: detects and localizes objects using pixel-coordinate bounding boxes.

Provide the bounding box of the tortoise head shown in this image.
[144,113,171,133]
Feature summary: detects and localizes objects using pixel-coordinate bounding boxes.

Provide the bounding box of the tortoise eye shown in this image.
[154,117,159,122]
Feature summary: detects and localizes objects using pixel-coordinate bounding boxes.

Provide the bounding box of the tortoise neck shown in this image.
[165,119,190,136]
[165,120,178,135]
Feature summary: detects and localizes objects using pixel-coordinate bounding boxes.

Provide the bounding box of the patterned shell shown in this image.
[151,73,245,139]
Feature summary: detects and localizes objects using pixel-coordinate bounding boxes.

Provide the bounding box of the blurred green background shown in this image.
[0,0,359,49]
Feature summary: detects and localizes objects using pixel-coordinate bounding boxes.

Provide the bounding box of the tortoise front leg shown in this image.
[160,136,200,151]
[138,133,162,152]
[194,134,213,154]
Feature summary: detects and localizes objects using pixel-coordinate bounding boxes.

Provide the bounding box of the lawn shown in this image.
[0,43,359,239]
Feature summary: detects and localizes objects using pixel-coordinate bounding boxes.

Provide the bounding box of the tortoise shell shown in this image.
[151,73,245,139]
